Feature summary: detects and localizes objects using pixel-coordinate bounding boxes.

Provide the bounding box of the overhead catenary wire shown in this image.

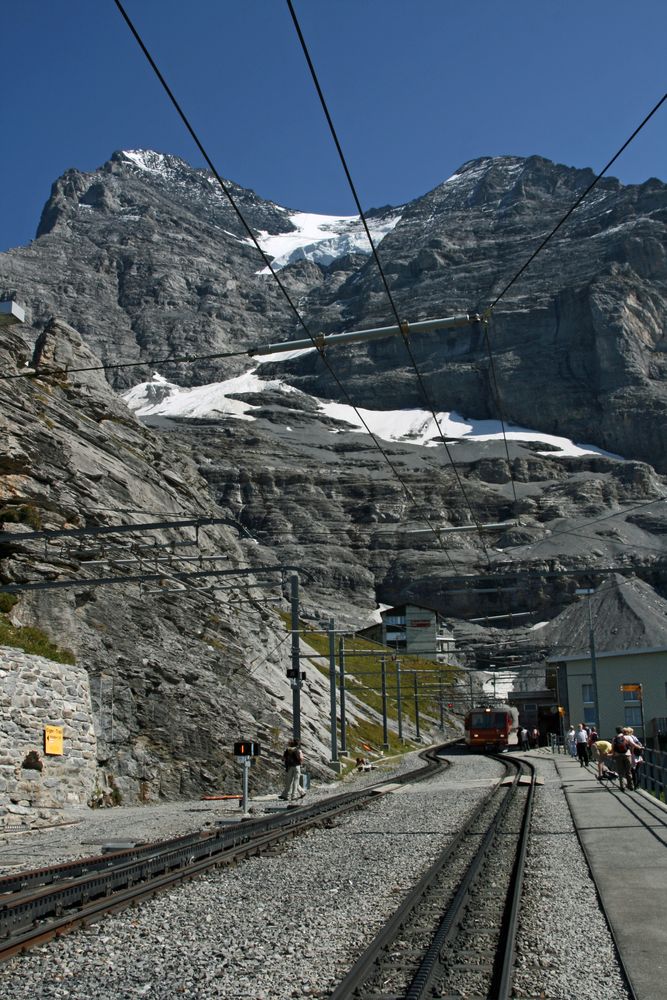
[285,0,494,567]
[111,0,461,573]
[504,495,667,552]
[472,92,667,534]
[0,347,249,382]
[480,318,519,507]
[485,91,667,315]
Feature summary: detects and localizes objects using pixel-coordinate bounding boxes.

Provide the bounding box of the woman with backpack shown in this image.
[279,739,306,804]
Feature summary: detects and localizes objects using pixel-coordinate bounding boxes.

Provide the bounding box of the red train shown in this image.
[464,704,520,752]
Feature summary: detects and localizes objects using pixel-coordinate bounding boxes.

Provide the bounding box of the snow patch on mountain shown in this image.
[123,370,301,421]
[124,370,622,460]
[255,211,402,272]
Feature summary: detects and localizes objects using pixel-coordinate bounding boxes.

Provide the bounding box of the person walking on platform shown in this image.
[520,726,530,751]
[575,723,590,766]
[279,739,306,804]
[566,726,577,757]
[611,727,632,791]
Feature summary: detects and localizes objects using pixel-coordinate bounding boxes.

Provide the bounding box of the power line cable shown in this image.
[0,347,249,382]
[481,317,519,507]
[485,91,667,314]
[285,0,494,566]
[111,0,460,572]
[506,495,667,552]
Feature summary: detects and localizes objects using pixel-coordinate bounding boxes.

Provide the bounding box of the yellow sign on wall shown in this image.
[44,726,64,755]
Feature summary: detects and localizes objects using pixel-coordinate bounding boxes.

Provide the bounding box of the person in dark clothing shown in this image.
[575,723,590,766]
[279,739,306,803]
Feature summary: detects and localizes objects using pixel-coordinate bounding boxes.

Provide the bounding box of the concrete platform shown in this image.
[554,755,667,1000]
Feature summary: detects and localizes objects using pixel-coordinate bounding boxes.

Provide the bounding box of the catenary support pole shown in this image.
[290,573,301,742]
[328,619,339,766]
[339,637,347,755]
[413,671,421,741]
[439,672,444,730]
[396,659,403,741]
[381,655,389,749]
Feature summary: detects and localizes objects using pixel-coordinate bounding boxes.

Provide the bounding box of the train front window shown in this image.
[469,712,505,729]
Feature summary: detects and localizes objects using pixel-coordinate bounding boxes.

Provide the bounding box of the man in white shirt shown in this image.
[575,723,590,766]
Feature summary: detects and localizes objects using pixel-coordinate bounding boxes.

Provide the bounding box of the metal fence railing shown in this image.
[637,748,666,800]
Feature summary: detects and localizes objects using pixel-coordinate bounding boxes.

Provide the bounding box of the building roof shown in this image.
[544,574,667,661]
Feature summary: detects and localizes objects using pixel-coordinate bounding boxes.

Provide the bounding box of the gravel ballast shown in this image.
[0,750,633,999]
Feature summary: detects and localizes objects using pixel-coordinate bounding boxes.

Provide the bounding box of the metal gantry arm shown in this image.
[250,313,481,357]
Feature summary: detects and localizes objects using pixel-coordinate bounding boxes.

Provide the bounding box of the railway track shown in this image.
[0,747,446,963]
[329,754,536,1000]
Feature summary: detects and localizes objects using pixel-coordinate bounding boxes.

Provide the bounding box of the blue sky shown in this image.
[1,0,665,252]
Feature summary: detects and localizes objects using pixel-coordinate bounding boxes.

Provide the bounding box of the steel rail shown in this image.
[0,746,446,962]
[328,755,535,1000]
[328,754,521,999]
[0,748,442,897]
[404,757,533,1000]
[494,756,537,1000]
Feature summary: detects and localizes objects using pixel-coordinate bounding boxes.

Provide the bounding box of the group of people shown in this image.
[518,726,540,750]
[566,722,644,792]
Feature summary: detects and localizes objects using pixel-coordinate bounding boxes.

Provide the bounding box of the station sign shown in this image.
[620,683,643,695]
[44,726,64,755]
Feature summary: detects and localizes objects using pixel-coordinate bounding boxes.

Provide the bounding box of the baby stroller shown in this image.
[597,763,619,783]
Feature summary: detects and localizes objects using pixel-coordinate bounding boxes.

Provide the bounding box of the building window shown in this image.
[582,684,594,704]
[622,688,640,702]
[583,706,596,725]
[624,706,642,727]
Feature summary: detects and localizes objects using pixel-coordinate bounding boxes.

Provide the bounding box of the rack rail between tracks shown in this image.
[329,753,536,1000]
[0,745,448,962]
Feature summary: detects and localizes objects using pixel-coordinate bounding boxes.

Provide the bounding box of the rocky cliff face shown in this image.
[268,156,667,471]
[1,150,666,798]
[0,319,340,805]
[1,151,665,467]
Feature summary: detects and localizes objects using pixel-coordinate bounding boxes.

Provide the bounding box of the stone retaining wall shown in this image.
[0,646,97,830]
